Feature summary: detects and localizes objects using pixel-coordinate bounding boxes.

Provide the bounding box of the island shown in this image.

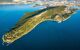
[2,6,76,45]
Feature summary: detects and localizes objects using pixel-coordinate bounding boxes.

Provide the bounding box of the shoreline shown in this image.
[63,11,77,22]
[2,6,72,44]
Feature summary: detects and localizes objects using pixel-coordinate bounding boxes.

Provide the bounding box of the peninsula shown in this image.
[2,6,76,44]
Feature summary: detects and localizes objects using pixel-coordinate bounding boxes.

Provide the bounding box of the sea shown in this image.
[0,4,80,50]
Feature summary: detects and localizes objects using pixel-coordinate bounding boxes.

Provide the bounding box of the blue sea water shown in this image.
[0,4,80,50]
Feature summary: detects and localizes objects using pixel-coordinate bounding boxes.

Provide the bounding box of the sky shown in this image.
[0,0,79,2]
[0,0,13,2]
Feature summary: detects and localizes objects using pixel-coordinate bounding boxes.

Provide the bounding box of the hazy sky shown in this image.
[0,0,13,2]
[0,0,79,2]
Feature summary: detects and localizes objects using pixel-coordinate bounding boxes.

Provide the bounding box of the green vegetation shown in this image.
[2,6,76,44]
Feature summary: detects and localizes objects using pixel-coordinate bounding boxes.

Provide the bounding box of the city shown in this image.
[0,0,80,7]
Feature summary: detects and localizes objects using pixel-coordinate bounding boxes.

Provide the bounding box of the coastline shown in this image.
[63,11,77,22]
[2,6,73,44]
